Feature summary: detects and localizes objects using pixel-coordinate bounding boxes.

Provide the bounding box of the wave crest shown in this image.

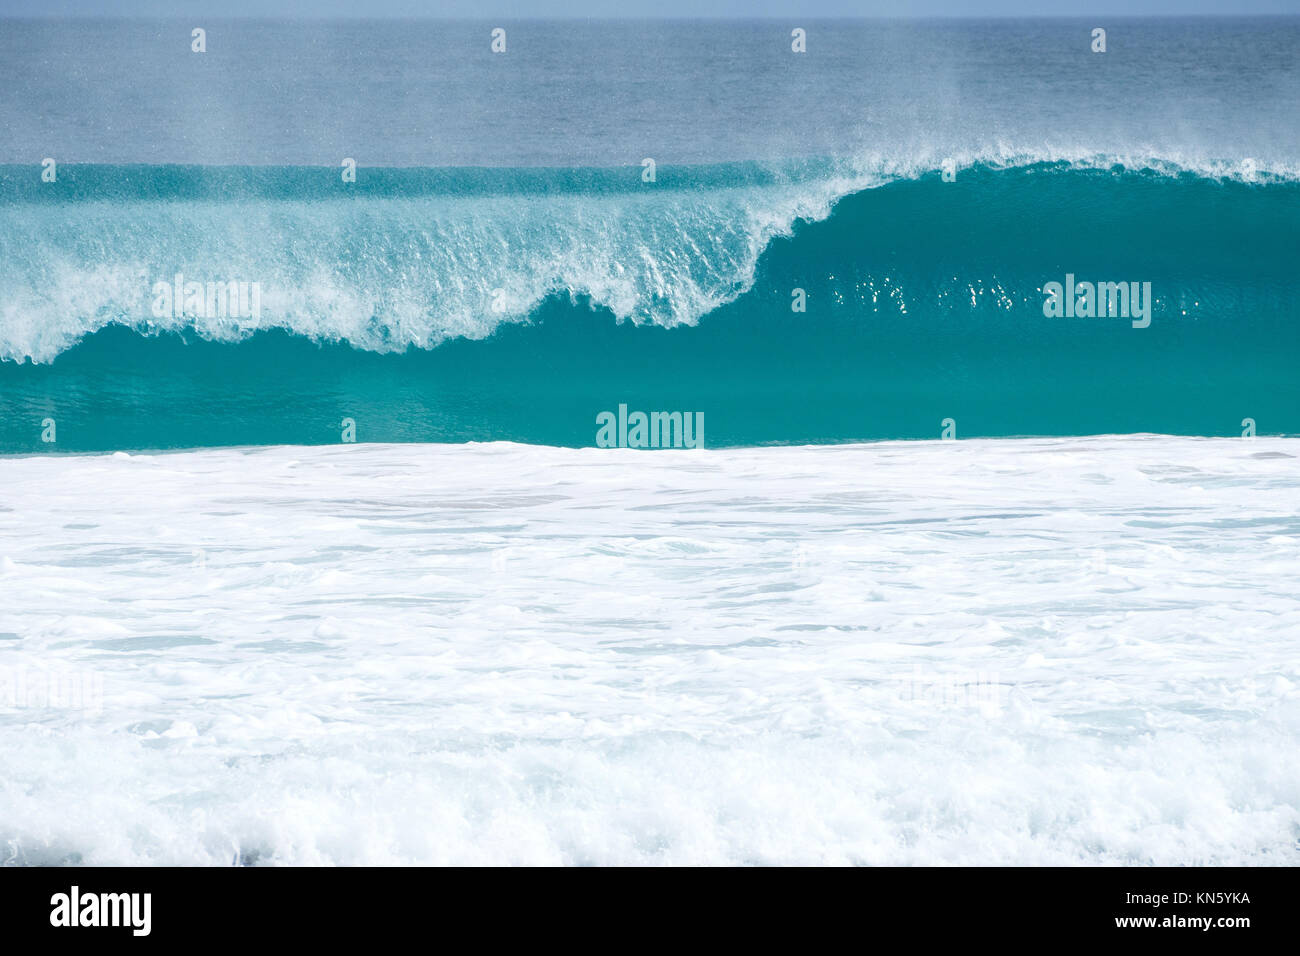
[0,149,1295,364]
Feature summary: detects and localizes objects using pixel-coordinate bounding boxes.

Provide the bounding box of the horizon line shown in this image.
[3,13,1298,20]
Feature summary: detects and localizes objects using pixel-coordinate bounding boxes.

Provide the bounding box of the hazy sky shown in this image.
[3,0,1297,16]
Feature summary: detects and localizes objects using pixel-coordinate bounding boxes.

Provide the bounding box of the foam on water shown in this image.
[1,437,1297,865]
[0,161,867,364]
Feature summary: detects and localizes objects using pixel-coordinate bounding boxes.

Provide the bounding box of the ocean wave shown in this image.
[0,149,1296,364]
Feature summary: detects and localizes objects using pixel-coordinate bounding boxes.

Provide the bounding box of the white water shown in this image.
[1,437,1298,865]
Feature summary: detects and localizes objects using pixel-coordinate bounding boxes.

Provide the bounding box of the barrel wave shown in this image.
[1,156,1296,451]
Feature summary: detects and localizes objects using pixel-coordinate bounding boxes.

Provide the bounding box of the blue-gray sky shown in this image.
[3,0,1298,16]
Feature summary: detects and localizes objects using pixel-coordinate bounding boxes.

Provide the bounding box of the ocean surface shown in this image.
[1,18,1297,449]
[1,17,1298,866]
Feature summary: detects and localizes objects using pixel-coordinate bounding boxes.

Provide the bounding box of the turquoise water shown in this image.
[0,162,1296,451]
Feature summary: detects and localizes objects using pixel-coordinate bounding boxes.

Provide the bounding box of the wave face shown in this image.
[1,159,1298,450]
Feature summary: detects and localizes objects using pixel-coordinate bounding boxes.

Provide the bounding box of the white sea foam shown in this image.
[1,436,1297,865]
[0,176,857,365]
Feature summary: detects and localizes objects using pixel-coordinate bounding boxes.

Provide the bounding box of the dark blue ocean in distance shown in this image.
[0,18,1297,451]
